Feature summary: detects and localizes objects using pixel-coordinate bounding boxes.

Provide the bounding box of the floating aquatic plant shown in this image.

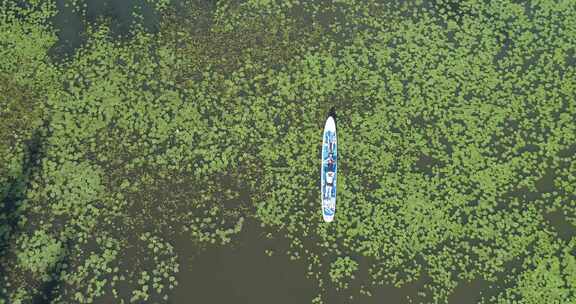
[0,0,574,303]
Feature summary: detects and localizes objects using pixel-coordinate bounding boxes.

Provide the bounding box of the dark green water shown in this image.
[49,0,161,59]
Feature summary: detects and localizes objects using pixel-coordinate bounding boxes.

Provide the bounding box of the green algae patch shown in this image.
[1,0,576,303]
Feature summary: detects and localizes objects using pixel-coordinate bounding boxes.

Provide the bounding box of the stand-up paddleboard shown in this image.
[321,108,337,222]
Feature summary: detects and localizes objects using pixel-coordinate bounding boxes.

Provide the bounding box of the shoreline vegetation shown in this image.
[1,0,575,303]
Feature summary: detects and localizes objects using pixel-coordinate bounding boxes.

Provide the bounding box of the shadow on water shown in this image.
[0,130,45,257]
[170,218,317,304]
[0,130,50,301]
[32,275,63,304]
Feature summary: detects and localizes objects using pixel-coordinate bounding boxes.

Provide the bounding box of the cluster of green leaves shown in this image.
[16,229,63,279]
[60,234,120,303]
[127,233,178,303]
[329,256,358,291]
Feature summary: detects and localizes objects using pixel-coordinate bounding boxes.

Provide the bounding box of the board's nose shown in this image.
[325,116,336,131]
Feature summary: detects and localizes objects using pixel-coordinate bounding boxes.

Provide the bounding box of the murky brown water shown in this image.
[170,218,317,304]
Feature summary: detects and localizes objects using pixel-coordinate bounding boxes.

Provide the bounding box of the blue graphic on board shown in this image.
[321,116,337,222]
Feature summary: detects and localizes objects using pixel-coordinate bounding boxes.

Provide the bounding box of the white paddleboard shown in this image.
[321,113,337,222]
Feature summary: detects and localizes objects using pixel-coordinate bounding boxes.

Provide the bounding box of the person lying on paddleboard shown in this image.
[327,153,335,171]
[324,152,335,199]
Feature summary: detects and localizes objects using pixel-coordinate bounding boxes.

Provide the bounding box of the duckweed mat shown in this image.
[0,0,575,303]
